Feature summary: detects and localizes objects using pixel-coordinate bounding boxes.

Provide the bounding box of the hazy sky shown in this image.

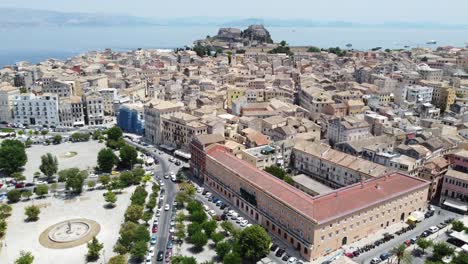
[1,0,468,23]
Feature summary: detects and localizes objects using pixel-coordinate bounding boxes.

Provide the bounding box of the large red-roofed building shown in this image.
[195,144,430,261]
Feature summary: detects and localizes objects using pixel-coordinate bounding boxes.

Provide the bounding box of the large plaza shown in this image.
[0,187,134,264]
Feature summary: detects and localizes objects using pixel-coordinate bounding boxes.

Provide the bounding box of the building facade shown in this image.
[196,144,429,261]
[13,93,59,127]
[144,99,182,145]
[117,103,145,135]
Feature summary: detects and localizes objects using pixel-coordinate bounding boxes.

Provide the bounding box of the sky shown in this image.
[0,0,468,24]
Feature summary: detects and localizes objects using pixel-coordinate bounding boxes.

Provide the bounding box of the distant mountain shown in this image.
[1,8,467,29]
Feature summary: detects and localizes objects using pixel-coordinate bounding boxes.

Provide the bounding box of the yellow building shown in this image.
[226,87,245,108]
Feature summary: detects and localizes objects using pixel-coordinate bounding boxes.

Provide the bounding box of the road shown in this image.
[125,140,181,263]
[353,207,460,264]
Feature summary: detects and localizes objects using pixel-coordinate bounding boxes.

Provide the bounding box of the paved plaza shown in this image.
[0,186,134,264]
[23,141,105,181]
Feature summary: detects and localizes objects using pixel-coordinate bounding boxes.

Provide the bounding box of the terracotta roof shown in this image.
[207,145,429,224]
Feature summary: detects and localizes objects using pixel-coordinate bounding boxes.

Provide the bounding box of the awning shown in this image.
[462,244,468,253]
[443,199,468,212]
[407,215,418,222]
[174,150,191,159]
[159,144,175,151]
[450,231,468,244]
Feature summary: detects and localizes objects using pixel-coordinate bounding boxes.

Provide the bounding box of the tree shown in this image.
[432,242,454,261]
[0,204,12,219]
[52,135,62,144]
[50,183,58,193]
[87,236,104,261]
[417,238,432,254]
[25,139,33,148]
[130,186,148,206]
[11,172,26,181]
[237,225,271,261]
[107,255,126,264]
[62,168,87,194]
[176,222,186,241]
[119,144,138,169]
[220,221,235,236]
[105,191,117,208]
[187,200,203,213]
[142,211,152,224]
[15,251,34,264]
[132,167,145,184]
[452,220,465,232]
[24,205,40,221]
[106,126,123,142]
[0,219,7,238]
[211,232,224,245]
[172,256,197,264]
[223,252,241,264]
[39,153,58,179]
[264,165,286,180]
[0,139,27,174]
[191,210,207,224]
[190,231,208,250]
[187,222,202,237]
[35,184,49,197]
[97,148,117,173]
[92,130,102,140]
[141,175,151,186]
[87,180,96,189]
[176,212,187,223]
[98,174,111,187]
[216,241,231,259]
[452,252,468,264]
[176,192,190,206]
[130,240,147,261]
[7,189,21,203]
[307,46,321,52]
[284,176,294,185]
[21,190,33,200]
[41,130,48,137]
[202,220,218,237]
[390,244,412,264]
[125,204,143,222]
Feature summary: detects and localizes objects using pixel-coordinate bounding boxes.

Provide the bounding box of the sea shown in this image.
[1,25,467,67]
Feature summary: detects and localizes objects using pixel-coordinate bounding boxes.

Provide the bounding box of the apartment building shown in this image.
[292,142,391,188]
[0,83,19,123]
[298,88,334,120]
[161,113,208,151]
[419,156,449,202]
[406,85,434,103]
[117,103,145,135]
[196,144,429,261]
[144,99,182,145]
[42,79,74,98]
[327,116,371,145]
[440,169,468,214]
[241,145,283,169]
[97,88,118,115]
[84,91,104,126]
[13,93,59,127]
[58,96,85,127]
[417,64,443,82]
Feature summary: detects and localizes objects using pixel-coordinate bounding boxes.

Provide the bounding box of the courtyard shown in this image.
[0,186,134,264]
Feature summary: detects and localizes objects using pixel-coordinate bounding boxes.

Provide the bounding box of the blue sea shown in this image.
[1,25,467,67]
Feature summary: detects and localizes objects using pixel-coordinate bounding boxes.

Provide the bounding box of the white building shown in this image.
[84,91,104,126]
[144,99,182,145]
[13,93,59,127]
[406,85,434,103]
[0,83,19,124]
[327,116,371,145]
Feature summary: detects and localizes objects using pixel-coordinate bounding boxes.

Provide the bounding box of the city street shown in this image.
[353,207,460,264]
[125,140,183,263]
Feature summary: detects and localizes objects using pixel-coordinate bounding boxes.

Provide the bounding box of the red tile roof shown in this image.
[207,145,429,224]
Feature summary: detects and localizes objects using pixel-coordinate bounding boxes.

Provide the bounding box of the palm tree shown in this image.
[390,244,412,264]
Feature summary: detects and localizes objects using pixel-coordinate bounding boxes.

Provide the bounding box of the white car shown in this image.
[169,157,175,162]
[231,213,239,220]
[246,224,252,227]
[156,209,161,217]
[227,210,234,216]
[197,187,203,193]
[148,247,155,257]
[428,226,439,233]
[287,257,297,264]
[240,220,249,227]
[35,180,46,185]
[203,205,209,211]
[153,219,159,225]
[164,204,170,211]
[164,174,169,179]
[145,255,152,263]
[160,181,165,187]
[209,210,216,216]
[171,176,176,182]
[170,172,175,177]
[170,221,175,226]
[205,192,212,198]
[236,217,244,223]
[169,227,175,233]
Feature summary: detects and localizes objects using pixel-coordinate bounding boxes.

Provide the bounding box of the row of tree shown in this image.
[97,144,139,173]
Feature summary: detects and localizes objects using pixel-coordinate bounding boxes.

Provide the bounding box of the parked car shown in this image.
[148,247,155,257]
[380,252,391,260]
[151,234,158,245]
[240,220,249,227]
[275,248,285,257]
[428,226,439,233]
[370,258,381,264]
[209,210,216,216]
[175,160,181,166]
[164,204,170,211]
[236,217,245,223]
[287,257,297,264]
[344,252,354,258]
[220,204,227,209]
[270,243,279,252]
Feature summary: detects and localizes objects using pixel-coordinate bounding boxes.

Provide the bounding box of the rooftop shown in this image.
[292,174,334,195]
[445,169,468,182]
[207,145,429,224]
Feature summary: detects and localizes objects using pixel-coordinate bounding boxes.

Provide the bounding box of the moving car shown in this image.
[157,251,164,261]
[164,204,170,211]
